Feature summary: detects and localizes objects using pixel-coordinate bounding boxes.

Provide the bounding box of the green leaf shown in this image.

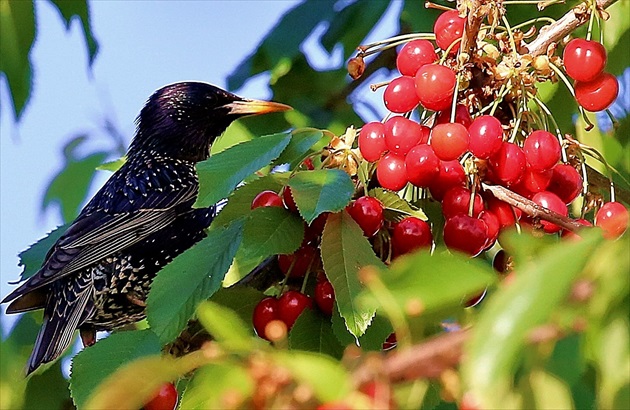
[49,0,99,64]
[320,211,384,339]
[273,128,325,167]
[370,188,428,222]
[180,362,254,409]
[331,308,393,351]
[289,309,345,359]
[210,120,256,155]
[529,369,575,410]
[70,329,161,409]
[23,361,71,410]
[196,300,255,351]
[210,286,266,328]
[96,156,126,172]
[288,169,354,224]
[274,350,352,403]
[461,232,603,409]
[146,219,244,344]
[195,133,291,208]
[224,206,303,287]
[0,0,35,119]
[18,224,71,281]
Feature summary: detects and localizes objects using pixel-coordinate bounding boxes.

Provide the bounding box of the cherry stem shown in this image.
[424,1,454,11]
[488,82,509,116]
[370,81,390,92]
[501,15,519,56]
[450,72,463,123]
[510,17,557,31]
[528,93,568,163]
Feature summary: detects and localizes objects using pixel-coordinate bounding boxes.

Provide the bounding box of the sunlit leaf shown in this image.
[180,362,254,409]
[370,188,428,222]
[196,301,255,351]
[288,169,354,224]
[96,156,126,172]
[273,128,325,167]
[529,369,575,410]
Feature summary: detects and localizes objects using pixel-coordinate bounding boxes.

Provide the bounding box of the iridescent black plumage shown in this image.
[1,82,290,375]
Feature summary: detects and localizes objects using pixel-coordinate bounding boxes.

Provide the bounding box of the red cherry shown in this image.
[282,186,298,213]
[434,10,465,53]
[465,288,487,308]
[314,279,335,316]
[563,38,607,82]
[532,191,568,234]
[561,218,593,241]
[405,144,440,187]
[468,115,504,159]
[384,76,420,113]
[523,130,561,172]
[430,122,470,161]
[595,201,629,240]
[547,164,583,204]
[303,213,328,245]
[278,290,313,329]
[317,402,353,410]
[359,122,388,162]
[346,196,384,237]
[144,383,178,410]
[488,142,527,186]
[485,196,520,230]
[278,245,319,278]
[377,153,408,191]
[382,333,397,351]
[436,104,472,128]
[516,166,553,195]
[251,190,284,209]
[428,159,466,201]
[441,186,484,219]
[575,72,619,112]
[443,214,489,257]
[391,216,433,257]
[396,39,438,76]
[479,210,500,249]
[414,64,457,111]
[253,297,280,341]
[360,381,397,410]
[384,116,429,155]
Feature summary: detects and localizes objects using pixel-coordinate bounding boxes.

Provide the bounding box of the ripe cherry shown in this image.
[486,196,520,230]
[436,104,472,128]
[515,166,552,195]
[360,381,397,410]
[563,38,607,82]
[144,383,178,410]
[253,297,280,341]
[347,196,384,237]
[523,130,561,172]
[465,288,487,308]
[391,217,433,257]
[547,163,582,204]
[303,213,328,245]
[441,186,484,219]
[405,144,440,187]
[384,76,420,113]
[479,210,500,248]
[575,72,619,112]
[382,333,397,351]
[428,159,466,201]
[278,245,319,278]
[430,122,470,161]
[434,10,465,53]
[278,290,313,329]
[314,278,335,316]
[532,191,568,234]
[384,116,428,155]
[396,39,438,76]
[359,122,388,162]
[561,218,593,241]
[414,64,457,111]
[443,214,489,257]
[251,190,284,209]
[595,201,629,240]
[468,115,504,159]
[282,186,298,213]
[377,153,408,191]
[488,142,527,186]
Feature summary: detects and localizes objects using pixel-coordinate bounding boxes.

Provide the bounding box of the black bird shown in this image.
[1,82,290,375]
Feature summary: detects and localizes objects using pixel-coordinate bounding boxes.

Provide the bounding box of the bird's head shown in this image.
[129,82,291,162]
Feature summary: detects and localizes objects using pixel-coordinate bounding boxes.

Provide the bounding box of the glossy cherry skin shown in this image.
[428,159,466,201]
[595,201,629,240]
[359,122,388,162]
[523,130,561,172]
[391,217,433,257]
[488,142,527,186]
[468,115,504,159]
[532,191,568,234]
[384,76,420,113]
[405,144,440,187]
[563,38,607,82]
[282,186,298,213]
[384,116,428,155]
[278,245,319,278]
[397,39,438,76]
[414,64,457,111]
[485,196,520,230]
[251,190,284,209]
[377,153,408,191]
[547,163,582,204]
[436,104,472,128]
[382,333,397,351]
[278,290,313,329]
[253,297,280,340]
[575,72,619,112]
[430,122,470,161]
[443,214,489,257]
[479,210,500,248]
[434,10,465,53]
[346,196,384,237]
[514,167,552,196]
[144,383,178,410]
[314,279,335,316]
[441,186,484,219]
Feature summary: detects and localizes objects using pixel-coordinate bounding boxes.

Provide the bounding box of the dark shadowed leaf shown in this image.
[210,286,266,327]
[289,309,345,359]
[288,169,354,224]
[273,128,325,167]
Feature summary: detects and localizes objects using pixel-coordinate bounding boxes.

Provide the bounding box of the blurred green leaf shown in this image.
[17,224,70,281]
[70,329,161,409]
[289,308,345,359]
[49,0,99,64]
[529,369,575,410]
[195,132,291,208]
[23,361,72,410]
[146,219,244,344]
[210,286,265,327]
[196,300,255,351]
[273,128,325,167]
[224,206,303,287]
[595,315,630,410]
[288,169,354,224]
[180,362,254,409]
[95,156,126,172]
[321,211,384,339]
[370,188,428,222]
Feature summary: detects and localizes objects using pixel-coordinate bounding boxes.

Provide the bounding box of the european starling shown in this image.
[1,82,290,375]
